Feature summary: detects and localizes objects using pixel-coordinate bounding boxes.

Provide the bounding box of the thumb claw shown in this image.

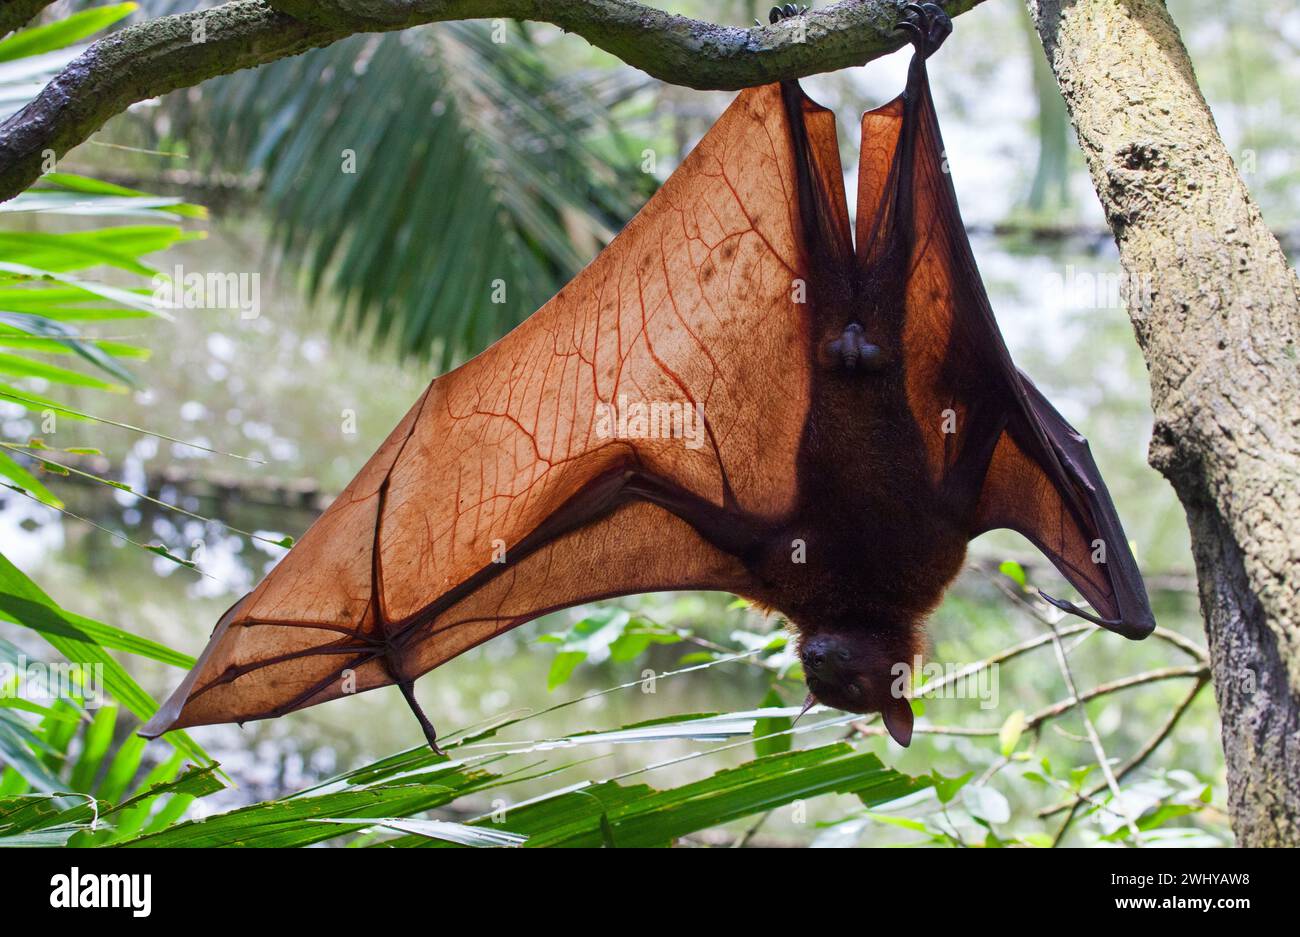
[1038,589,1106,626]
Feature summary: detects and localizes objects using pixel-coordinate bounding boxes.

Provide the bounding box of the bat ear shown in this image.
[881,694,914,747]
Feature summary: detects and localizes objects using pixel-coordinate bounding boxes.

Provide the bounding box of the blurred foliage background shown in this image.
[0,0,1295,846]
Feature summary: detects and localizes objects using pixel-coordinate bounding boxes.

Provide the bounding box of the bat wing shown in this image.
[855,52,1155,638]
[143,83,843,736]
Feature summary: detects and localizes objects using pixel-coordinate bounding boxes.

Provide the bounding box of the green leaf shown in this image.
[119,762,504,847]
[108,750,184,841]
[0,4,137,63]
[32,174,206,219]
[1018,832,1055,848]
[0,552,193,668]
[998,709,1026,757]
[96,733,145,804]
[0,718,63,792]
[0,551,210,769]
[551,708,805,746]
[0,383,89,419]
[0,228,191,276]
[0,449,60,507]
[69,704,116,792]
[0,824,87,846]
[863,811,930,833]
[438,745,928,849]
[606,631,651,661]
[143,544,195,569]
[931,770,973,805]
[546,651,586,691]
[0,794,65,834]
[998,560,1027,588]
[675,652,716,665]
[7,764,225,846]
[0,262,168,317]
[314,817,527,847]
[543,607,648,688]
[752,689,793,758]
[0,351,121,390]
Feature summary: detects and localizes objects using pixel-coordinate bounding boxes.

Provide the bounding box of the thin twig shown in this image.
[848,664,1206,739]
[1042,610,1142,841]
[1038,675,1210,819]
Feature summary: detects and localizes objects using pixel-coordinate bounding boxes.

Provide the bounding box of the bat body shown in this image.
[142,6,1153,750]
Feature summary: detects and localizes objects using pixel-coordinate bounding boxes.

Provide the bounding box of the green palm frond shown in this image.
[160,19,655,367]
[0,5,216,797]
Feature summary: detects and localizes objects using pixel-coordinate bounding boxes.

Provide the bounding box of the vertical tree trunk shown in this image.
[1024,0,1300,845]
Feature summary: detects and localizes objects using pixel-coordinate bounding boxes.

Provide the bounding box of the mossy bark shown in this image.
[0,1,57,39]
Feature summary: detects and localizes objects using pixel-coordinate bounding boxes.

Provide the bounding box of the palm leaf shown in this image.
[157,17,654,365]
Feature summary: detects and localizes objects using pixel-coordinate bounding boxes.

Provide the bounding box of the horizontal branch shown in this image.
[1037,674,1210,818]
[850,664,1207,740]
[0,0,55,40]
[0,0,987,204]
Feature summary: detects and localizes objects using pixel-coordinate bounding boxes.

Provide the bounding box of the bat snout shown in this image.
[800,634,850,677]
[798,630,904,720]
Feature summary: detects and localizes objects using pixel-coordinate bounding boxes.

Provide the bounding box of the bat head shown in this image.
[798,628,916,746]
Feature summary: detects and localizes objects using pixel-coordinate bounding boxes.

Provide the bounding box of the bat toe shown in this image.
[896,2,952,58]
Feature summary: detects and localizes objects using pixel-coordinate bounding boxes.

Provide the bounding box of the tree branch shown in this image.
[0,0,56,40]
[850,664,1208,741]
[1038,674,1210,820]
[0,0,987,205]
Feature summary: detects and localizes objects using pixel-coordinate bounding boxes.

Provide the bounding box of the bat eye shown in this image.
[836,649,850,662]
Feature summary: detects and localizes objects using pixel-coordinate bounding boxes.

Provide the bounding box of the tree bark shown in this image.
[1025,0,1300,846]
[0,1,56,40]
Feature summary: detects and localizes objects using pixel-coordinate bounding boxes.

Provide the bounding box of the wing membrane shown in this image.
[144,83,844,735]
[855,56,1154,638]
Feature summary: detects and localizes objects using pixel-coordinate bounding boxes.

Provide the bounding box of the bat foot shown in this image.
[767,4,809,24]
[895,2,952,58]
[828,323,888,372]
[398,679,446,757]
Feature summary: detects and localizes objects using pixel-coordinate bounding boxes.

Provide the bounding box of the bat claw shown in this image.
[1038,589,1108,626]
[768,4,809,24]
[894,2,952,58]
[792,693,817,726]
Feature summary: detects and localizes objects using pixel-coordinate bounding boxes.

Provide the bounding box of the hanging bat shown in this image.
[142,4,1153,751]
